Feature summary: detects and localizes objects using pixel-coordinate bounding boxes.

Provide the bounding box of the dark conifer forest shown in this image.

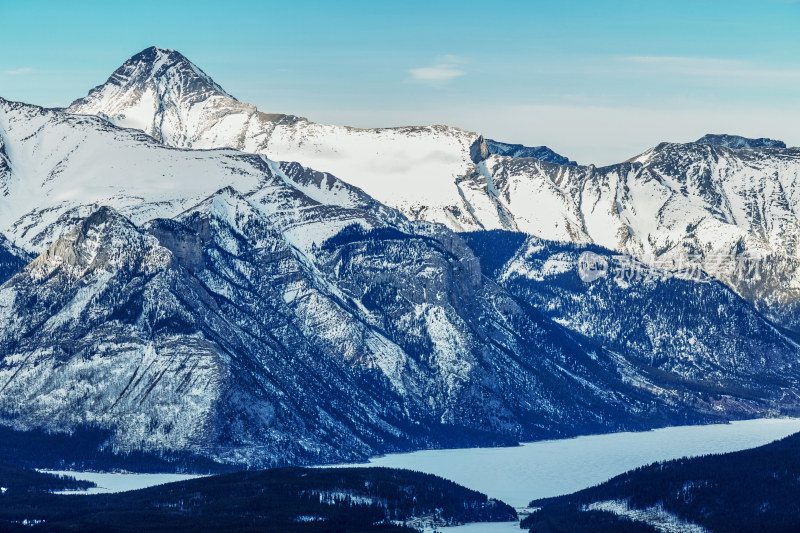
[523,431,800,532]
[0,465,516,532]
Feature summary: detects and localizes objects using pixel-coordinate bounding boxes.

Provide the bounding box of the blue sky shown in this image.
[1,0,798,164]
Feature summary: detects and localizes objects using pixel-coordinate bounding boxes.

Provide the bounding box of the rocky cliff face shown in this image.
[696,134,787,149]
[0,234,29,285]
[486,139,577,165]
[0,133,11,197]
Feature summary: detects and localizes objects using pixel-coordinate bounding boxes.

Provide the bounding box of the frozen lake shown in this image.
[43,471,203,494]
[332,417,800,508]
[45,418,800,531]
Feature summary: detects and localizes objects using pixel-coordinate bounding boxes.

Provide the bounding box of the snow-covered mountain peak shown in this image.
[66,49,600,234]
[67,46,238,144]
[82,46,232,101]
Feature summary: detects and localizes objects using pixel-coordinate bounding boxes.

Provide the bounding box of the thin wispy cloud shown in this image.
[622,56,800,80]
[409,65,465,83]
[5,67,35,75]
[625,56,743,69]
[409,56,466,85]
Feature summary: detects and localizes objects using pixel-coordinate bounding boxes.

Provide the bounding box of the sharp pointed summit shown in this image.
[68,46,237,144]
[125,46,230,95]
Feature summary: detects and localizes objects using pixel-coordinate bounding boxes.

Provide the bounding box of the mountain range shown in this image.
[1,46,799,468]
[67,48,800,332]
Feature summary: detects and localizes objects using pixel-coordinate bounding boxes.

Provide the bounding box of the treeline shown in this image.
[461,230,529,277]
[0,236,30,285]
[319,224,418,251]
[0,425,234,474]
[0,462,95,493]
[524,507,657,533]
[318,223,454,258]
[522,431,800,532]
[0,466,516,532]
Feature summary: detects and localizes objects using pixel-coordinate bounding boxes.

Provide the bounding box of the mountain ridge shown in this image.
[66,47,586,234]
[66,50,800,333]
[696,133,787,149]
[486,138,577,165]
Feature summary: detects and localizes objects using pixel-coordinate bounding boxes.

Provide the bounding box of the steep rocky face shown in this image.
[696,134,787,149]
[486,139,577,165]
[0,133,11,197]
[0,208,229,454]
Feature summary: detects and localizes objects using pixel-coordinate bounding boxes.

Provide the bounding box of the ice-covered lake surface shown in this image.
[332,417,800,508]
[43,471,202,495]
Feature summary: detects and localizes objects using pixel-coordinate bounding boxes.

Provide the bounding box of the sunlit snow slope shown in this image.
[68,47,579,238]
[69,47,800,330]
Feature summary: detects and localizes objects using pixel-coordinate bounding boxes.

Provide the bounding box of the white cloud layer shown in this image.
[621,55,800,81]
[302,102,800,167]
